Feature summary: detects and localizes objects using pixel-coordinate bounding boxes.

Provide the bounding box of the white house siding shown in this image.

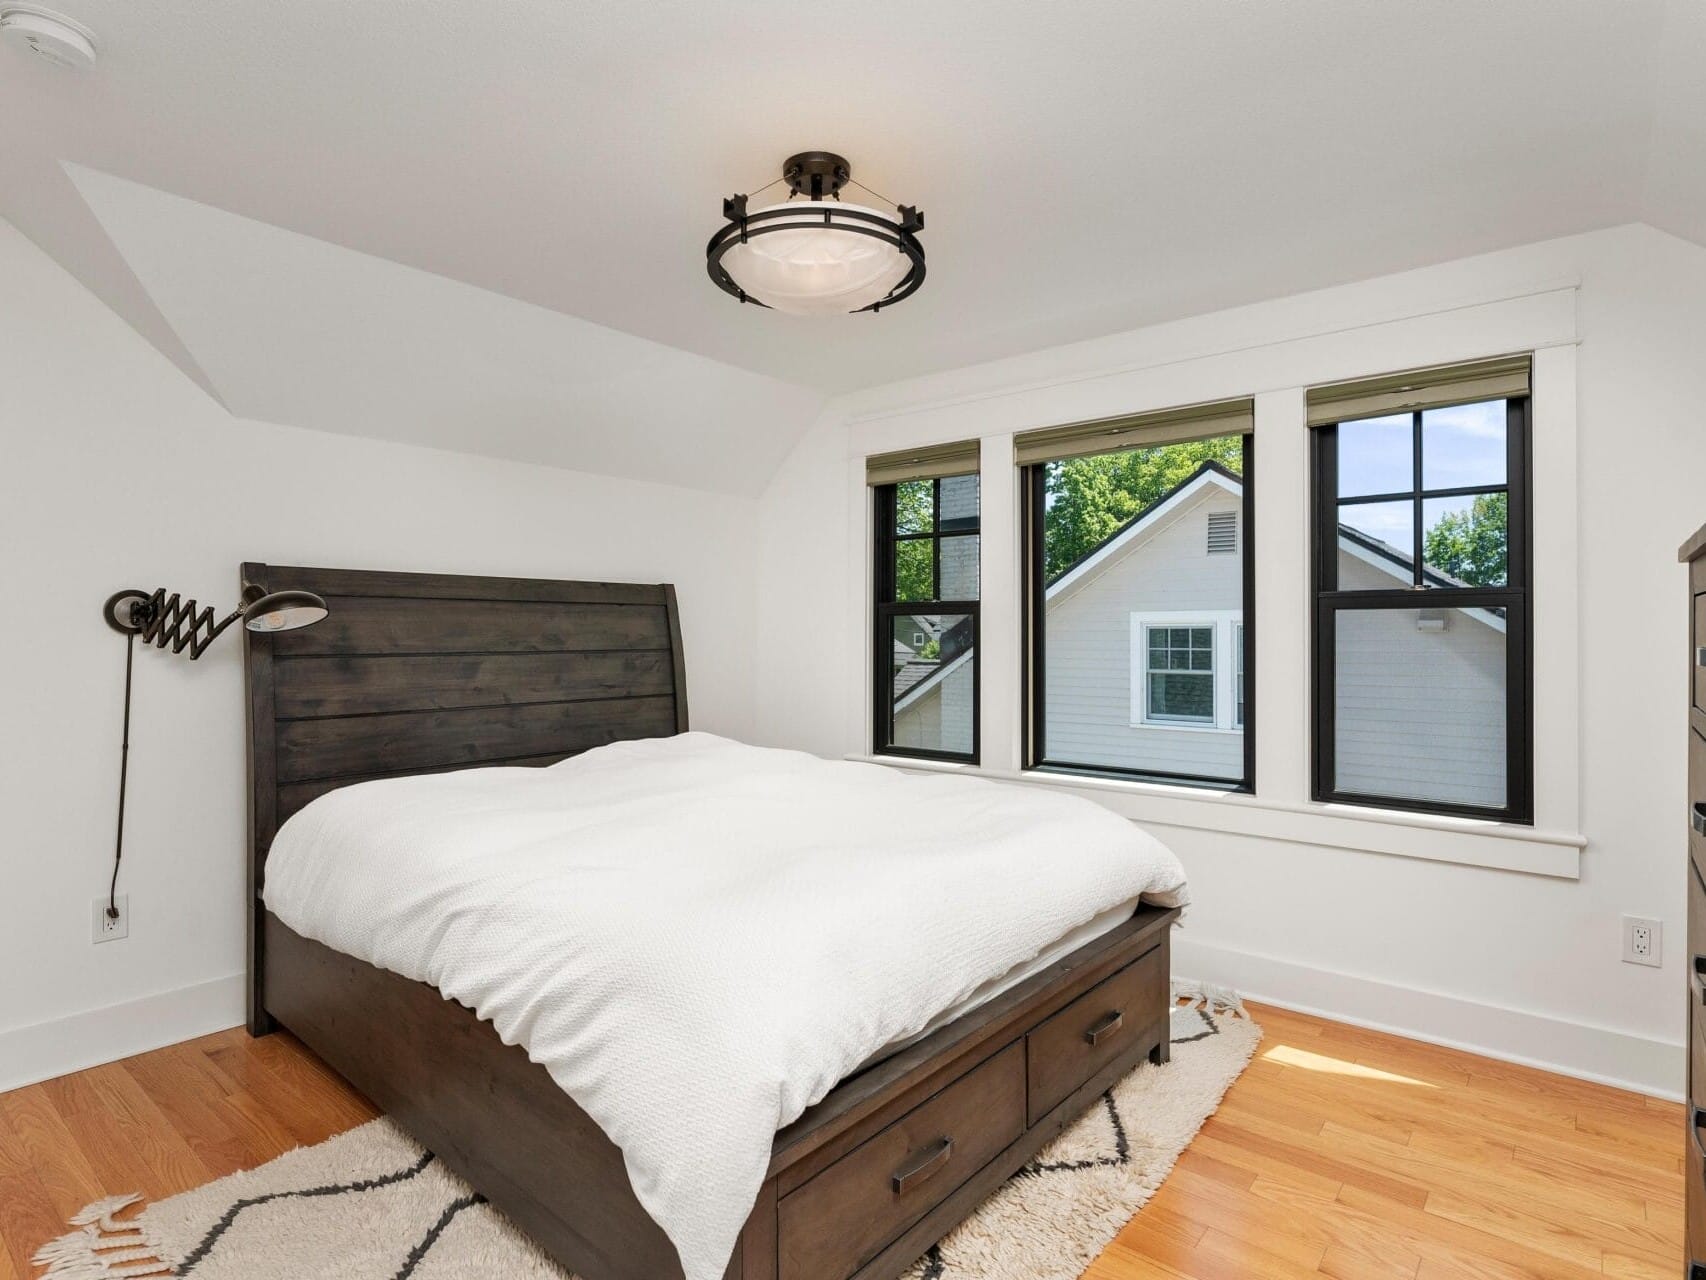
[1043,487,1244,778]
[939,475,980,599]
[1332,554,1507,808]
[893,656,974,754]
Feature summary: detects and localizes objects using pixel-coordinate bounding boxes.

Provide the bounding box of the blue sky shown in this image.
[1338,400,1506,558]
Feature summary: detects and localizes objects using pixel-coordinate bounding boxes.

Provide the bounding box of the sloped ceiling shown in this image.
[0,0,1701,494]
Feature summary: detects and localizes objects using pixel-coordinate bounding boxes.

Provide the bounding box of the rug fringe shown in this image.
[1171,977,1245,1015]
[33,1195,173,1280]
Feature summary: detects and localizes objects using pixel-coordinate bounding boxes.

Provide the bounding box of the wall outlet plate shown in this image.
[92,893,128,944]
[1621,915,1661,967]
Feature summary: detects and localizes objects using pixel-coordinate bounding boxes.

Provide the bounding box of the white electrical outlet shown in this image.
[92,894,128,944]
[1622,915,1661,967]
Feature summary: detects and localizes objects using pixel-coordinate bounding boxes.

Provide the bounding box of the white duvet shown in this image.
[263,733,1189,1280]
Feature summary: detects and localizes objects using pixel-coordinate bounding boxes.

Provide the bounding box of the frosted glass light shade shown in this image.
[719,202,911,316]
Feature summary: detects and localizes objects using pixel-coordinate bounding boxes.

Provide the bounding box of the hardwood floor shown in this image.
[0,1002,1682,1280]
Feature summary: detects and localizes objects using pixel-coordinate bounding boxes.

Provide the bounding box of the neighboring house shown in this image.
[893,462,1506,805]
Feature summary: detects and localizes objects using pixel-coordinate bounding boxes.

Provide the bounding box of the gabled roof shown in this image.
[1047,461,1241,599]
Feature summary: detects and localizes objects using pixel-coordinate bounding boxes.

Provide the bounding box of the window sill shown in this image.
[1129,720,1242,735]
[843,753,1583,879]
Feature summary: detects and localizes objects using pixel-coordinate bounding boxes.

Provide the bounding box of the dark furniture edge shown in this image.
[1682,523,1706,563]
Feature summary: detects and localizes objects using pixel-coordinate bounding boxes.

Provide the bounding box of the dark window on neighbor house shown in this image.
[872,471,980,761]
[1311,391,1532,822]
[1018,400,1255,790]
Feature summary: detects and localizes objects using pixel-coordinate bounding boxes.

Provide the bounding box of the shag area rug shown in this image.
[36,992,1258,1280]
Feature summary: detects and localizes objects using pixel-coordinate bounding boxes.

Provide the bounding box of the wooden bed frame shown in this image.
[244,563,1180,1280]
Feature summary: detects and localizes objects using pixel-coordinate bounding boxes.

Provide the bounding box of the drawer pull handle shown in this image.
[1694,804,1706,837]
[1697,646,1706,668]
[1693,1107,1706,1162]
[1694,959,1706,1004]
[1085,1010,1125,1047]
[892,1138,953,1196]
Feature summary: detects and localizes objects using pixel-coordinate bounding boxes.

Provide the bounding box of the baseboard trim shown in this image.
[0,973,244,1093]
[0,950,1683,1104]
[1173,936,1684,1101]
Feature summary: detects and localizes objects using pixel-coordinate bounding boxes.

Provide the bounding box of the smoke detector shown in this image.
[0,6,96,70]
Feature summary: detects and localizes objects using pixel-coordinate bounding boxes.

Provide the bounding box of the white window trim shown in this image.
[1128,610,1242,733]
[844,287,1581,880]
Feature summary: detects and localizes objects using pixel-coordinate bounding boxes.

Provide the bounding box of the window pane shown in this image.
[938,474,980,533]
[1422,401,1506,491]
[1332,606,1507,810]
[1423,492,1507,587]
[1337,413,1412,497]
[939,533,980,600]
[1039,434,1244,781]
[894,539,934,602]
[1337,500,1415,583]
[894,479,934,535]
[1149,672,1213,722]
[888,613,975,755]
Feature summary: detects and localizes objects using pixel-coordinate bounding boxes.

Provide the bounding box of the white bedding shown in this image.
[263,733,1189,1280]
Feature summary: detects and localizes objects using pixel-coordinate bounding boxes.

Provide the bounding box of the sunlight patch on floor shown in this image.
[1261,1043,1438,1086]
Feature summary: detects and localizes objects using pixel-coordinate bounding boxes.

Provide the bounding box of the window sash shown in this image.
[1311,396,1532,823]
[1315,402,1525,596]
[1020,434,1256,790]
[872,480,981,763]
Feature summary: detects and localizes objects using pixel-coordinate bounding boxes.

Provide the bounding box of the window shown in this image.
[1309,356,1531,822]
[1019,398,1255,788]
[871,446,980,761]
[1145,625,1215,723]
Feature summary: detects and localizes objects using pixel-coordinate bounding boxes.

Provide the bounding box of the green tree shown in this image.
[1422,492,1507,586]
[1044,438,1243,580]
[893,479,936,601]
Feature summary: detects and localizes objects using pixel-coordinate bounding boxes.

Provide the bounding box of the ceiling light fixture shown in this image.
[706,151,925,316]
[0,5,96,70]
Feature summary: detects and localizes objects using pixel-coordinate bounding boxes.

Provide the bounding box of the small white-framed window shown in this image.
[1129,610,1243,731]
[1143,624,1215,724]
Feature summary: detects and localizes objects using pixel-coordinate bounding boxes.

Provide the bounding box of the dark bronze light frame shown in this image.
[706,151,927,313]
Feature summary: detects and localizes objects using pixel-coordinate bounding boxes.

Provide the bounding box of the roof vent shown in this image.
[0,6,96,70]
[1206,510,1238,555]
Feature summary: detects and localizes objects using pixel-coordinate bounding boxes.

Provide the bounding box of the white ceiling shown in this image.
[2,0,1703,493]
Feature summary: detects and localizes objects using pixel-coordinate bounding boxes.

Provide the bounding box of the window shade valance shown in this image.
[865,439,981,486]
[1013,398,1254,466]
[1306,353,1531,428]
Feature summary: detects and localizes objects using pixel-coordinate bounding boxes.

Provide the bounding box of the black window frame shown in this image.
[1022,432,1256,792]
[1311,395,1533,823]
[872,476,981,763]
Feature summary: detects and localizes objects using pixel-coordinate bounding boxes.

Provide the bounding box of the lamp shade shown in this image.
[716,201,913,316]
[242,589,328,633]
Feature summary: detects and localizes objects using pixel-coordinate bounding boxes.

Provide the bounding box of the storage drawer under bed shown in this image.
[1025,941,1167,1125]
[777,1042,1025,1280]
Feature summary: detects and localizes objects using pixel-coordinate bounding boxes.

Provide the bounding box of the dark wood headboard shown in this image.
[243,563,688,1030]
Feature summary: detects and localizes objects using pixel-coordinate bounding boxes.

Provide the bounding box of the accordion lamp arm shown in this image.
[97,582,329,920]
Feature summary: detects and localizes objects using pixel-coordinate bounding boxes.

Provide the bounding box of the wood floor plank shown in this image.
[0,1087,106,1219]
[0,1169,67,1279]
[0,1000,1683,1280]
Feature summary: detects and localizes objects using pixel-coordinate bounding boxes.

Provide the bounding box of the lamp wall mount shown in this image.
[103,583,329,658]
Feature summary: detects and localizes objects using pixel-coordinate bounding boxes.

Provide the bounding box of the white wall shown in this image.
[754,223,1706,1097]
[0,219,760,1088]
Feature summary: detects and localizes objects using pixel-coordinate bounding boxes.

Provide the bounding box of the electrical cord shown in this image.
[109,630,134,920]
